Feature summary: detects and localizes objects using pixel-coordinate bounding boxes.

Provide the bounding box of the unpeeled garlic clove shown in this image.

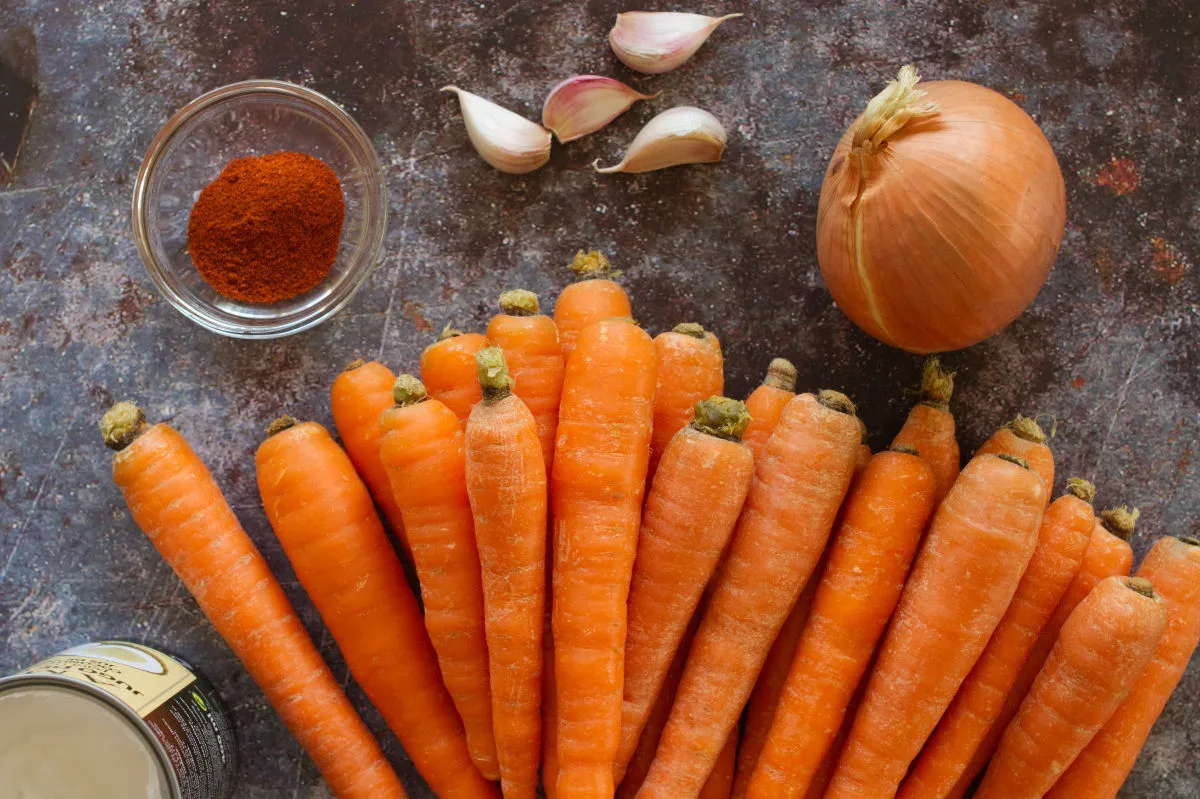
[441,86,552,174]
[542,75,659,143]
[595,106,727,174]
[608,11,743,75]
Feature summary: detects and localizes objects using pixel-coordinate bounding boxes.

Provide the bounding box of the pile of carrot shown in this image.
[99,249,1200,799]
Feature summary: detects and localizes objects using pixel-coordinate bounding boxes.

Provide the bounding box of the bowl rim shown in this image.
[131,79,388,340]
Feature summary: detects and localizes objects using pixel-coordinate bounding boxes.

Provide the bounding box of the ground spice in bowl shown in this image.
[187,151,345,303]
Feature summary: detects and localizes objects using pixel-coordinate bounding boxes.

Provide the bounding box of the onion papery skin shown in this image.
[817,80,1066,353]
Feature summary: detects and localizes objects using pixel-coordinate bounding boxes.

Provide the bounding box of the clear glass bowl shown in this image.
[132,80,387,339]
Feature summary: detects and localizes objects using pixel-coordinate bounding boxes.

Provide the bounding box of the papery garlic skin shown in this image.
[609,12,742,75]
[595,106,727,174]
[442,86,552,174]
[542,75,658,143]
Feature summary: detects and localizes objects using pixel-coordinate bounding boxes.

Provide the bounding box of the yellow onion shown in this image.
[817,66,1066,353]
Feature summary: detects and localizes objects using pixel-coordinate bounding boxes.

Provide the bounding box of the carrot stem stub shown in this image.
[552,318,656,797]
[100,403,408,799]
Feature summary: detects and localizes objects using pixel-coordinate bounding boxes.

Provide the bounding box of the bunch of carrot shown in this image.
[98,249,1199,799]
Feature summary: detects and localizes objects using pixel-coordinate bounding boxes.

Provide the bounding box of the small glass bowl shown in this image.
[132,80,387,339]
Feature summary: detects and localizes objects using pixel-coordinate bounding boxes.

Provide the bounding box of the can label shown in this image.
[23,641,236,799]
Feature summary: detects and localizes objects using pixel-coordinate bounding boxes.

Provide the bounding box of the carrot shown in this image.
[741,358,797,462]
[854,420,871,472]
[420,325,489,424]
[615,397,755,783]
[700,731,738,799]
[731,575,819,799]
[1047,536,1200,799]
[823,452,1047,799]
[255,417,499,799]
[975,576,1166,799]
[647,323,725,481]
[897,478,1097,799]
[637,390,862,799]
[746,447,937,799]
[553,249,632,363]
[552,317,656,797]
[618,618,699,799]
[465,348,549,799]
[891,357,959,503]
[541,622,559,799]
[98,403,407,799]
[379,376,499,780]
[976,415,1054,500]
[806,657,871,799]
[486,290,565,472]
[331,359,412,561]
[949,505,1139,795]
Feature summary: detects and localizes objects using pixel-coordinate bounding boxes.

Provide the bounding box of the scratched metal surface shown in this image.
[0,1,1196,797]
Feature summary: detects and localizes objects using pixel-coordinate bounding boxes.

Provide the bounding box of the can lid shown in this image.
[0,679,174,798]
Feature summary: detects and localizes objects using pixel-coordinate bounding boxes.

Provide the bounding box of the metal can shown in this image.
[0,640,237,799]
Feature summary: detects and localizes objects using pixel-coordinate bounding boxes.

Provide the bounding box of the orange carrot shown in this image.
[949,506,1138,795]
[741,358,797,462]
[553,249,632,363]
[486,290,565,472]
[552,318,656,797]
[975,576,1166,799]
[421,325,489,424]
[615,397,755,783]
[255,417,499,799]
[823,453,1046,799]
[379,377,499,780]
[700,731,738,799]
[976,415,1054,500]
[98,403,407,799]
[806,657,871,799]
[331,359,412,561]
[897,478,1097,799]
[1048,536,1200,799]
[647,324,725,481]
[637,391,862,799]
[731,575,819,799]
[618,618,699,799]
[746,447,937,799]
[465,348,549,799]
[854,421,871,473]
[891,357,959,503]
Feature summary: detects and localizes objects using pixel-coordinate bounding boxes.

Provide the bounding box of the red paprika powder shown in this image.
[187,151,345,303]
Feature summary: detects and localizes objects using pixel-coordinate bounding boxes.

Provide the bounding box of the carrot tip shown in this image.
[1100,506,1140,541]
[817,389,857,416]
[919,357,955,408]
[499,289,540,316]
[476,346,514,400]
[1126,577,1157,598]
[672,322,707,339]
[892,443,919,456]
[1181,536,1200,548]
[344,358,366,372]
[99,401,148,451]
[393,374,429,407]
[692,396,751,441]
[438,323,464,341]
[266,415,299,437]
[764,358,797,392]
[1064,477,1096,504]
[569,248,613,279]
[1007,415,1047,444]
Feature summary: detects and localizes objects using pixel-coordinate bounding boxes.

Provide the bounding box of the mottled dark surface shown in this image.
[1,1,1197,796]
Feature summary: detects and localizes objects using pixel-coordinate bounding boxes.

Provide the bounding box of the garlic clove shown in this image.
[441,86,553,174]
[542,75,659,143]
[595,106,727,174]
[608,11,743,75]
